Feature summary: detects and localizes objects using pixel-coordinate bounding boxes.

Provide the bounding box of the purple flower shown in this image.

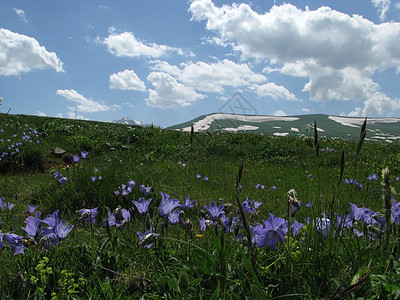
[22,211,42,237]
[271,186,277,191]
[368,173,378,181]
[28,204,37,213]
[7,202,14,211]
[104,207,130,229]
[315,217,332,239]
[53,170,62,179]
[198,217,206,231]
[132,198,152,214]
[137,230,159,249]
[306,201,313,208]
[181,195,195,210]
[139,185,152,196]
[291,219,303,237]
[308,174,313,179]
[54,219,74,239]
[78,208,99,224]
[252,214,288,251]
[81,151,88,159]
[196,174,201,179]
[242,197,256,213]
[255,183,261,189]
[3,233,25,255]
[168,209,180,225]
[203,176,209,181]
[42,210,59,228]
[158,192,181,217]
[72,155,80,163]
[204,201,225,221]
[91,176,97,182]
[0,197,6,211]
[58,177,67,185]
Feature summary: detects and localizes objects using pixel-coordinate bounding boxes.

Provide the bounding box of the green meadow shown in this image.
[1,113,400,299]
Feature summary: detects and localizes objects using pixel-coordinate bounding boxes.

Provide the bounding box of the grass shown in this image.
[1,113,400,299]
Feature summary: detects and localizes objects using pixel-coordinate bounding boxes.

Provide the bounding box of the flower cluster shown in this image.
[1,208,73,255]
[0,124,40,162]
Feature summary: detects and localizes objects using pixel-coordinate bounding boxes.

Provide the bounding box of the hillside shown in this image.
[168,113,400,142]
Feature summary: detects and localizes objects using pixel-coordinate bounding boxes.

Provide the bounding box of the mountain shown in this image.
[168,113,400,142]
[112,117,149,127]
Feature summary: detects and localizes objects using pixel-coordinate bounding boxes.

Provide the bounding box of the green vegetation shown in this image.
[1,113,400,299]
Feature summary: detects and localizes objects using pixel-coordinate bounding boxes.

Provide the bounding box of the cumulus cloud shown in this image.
[56,89,110,113]
[274,110,288,116]
[0,28,64,76]
[146,72,205,109]
[103,31,182,58]
[109,69,146,91]
[189,0,400,116]
[250,82,299,101]
[151,59,267,93]
[13,8,27,23]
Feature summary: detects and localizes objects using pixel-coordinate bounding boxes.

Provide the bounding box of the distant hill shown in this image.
[168,113,400,142]
[112,117,149,127]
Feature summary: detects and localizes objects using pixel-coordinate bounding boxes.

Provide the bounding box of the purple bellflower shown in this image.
[204,201,225,221]
[78,208,99,224]
[139,185,152,196]
[22,211,42,237]
[159,192,181,217]
[3,233,25,255]
[168,209,180,225]
[181,195,196,210]
[137,230,159,249]
[252,214,288,251]
[132,198,152,214]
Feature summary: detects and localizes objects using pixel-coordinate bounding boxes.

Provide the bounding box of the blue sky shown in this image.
[1,0,400,127]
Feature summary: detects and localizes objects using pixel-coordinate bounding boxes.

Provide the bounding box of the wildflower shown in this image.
[368,173,378,181]
[137,230,159,249]
[105,207,130,229]
[158,192,181,217]
[91,176,96,182]
[58,177,67,185]
[139,185,152,196]
[306,201,313,208]
[42,210,59,228]
[72,155,79,163]
[81,151,88,158]
[315,217,332,239]
[53,220,74,239]
[203,176,209,181]
[181,195,195,210]
[291,219,303,237]
[3,233,25,255]
[168,209,180,225]
[28,205,37,214]
[7,202,14,211]
[204,201,225,221]
[308,174,313,179]
[271,186,277,191]
[0,197,6,211]
[77,208,99,224]
[255,183,261,189]
[288,189,301,217]
[198,217,206,231]
[132,198,152,214]
[242,197,256,213]
[22,211,42,237]
[196,174,201,179]
[252,214,288,251]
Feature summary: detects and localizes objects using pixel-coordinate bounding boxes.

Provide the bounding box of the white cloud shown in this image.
[371,0,391,20]
[274,110,288,116]
[13,8,27,23]
[103,31,182,58]
[56,89,110,113]
[0,28,64,76]
[151,59,267,93]
[109,69,146,91]
[189,1,400,116]
[56,113,63,118]
[37,111,46,117]
[302,108,311,113]
[250,82,299,101]
[146,72,205,109]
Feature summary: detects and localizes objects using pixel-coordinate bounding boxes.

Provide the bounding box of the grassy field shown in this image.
[1,113,400,299]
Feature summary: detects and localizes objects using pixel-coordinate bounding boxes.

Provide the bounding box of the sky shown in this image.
[1,0,400,127]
